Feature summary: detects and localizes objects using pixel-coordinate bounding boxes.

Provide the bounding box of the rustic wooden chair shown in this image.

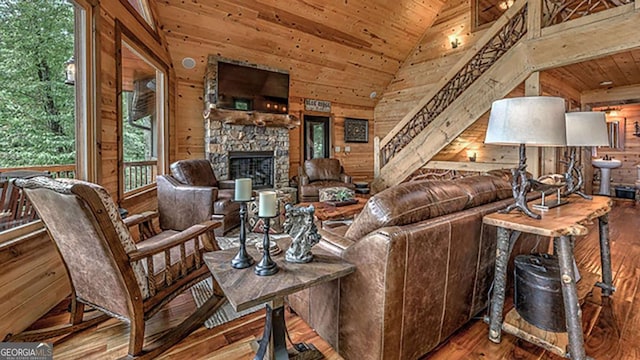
[10,176,226,359]
[0,171,49,231]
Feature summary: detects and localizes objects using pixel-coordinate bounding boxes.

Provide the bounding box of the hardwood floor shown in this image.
[425,199,640,359]
[37,200,639,359]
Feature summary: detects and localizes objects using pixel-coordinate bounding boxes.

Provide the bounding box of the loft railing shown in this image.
[1,160,158,232]
[377,0,633,172]
[379,5,528,168]
[542,0,634,26]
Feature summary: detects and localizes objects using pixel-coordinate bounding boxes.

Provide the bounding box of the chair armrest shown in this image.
[129,220,221,262]
[298,166,310,185]
[340,173,352,184]
[157,175,218,231]
[123,211,157,228]
[317,226,355,257]
[218,180,235,189]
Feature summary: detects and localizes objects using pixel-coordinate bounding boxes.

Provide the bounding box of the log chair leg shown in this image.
[557,236,587,360]
[128,316,146,357]
[597,214,615,296]
[70,298,85,325]
[488,227,511,343]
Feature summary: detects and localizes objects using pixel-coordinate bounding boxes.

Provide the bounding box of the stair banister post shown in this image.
[374,136,381,178]
[527,0,543,39]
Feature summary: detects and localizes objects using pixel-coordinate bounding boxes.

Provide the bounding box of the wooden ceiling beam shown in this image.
[581,84,640,105]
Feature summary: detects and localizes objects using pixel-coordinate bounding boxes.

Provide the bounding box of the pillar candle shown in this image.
[258,191,277,217]
[234,178,252,201]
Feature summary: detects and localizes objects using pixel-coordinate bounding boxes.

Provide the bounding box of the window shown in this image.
[123,0,155,30]
[0,0,94,234]
[304,115,330,160]
[117,27,167,197]
[472,0,513,31]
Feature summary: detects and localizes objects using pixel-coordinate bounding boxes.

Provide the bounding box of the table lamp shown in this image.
[564,112,609,199]
[485,96,567,219]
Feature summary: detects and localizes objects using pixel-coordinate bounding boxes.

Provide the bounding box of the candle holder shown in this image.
[254,215,279,276]
[231,200,254,269]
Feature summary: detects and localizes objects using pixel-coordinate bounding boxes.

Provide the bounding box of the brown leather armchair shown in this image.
[158,159,240,236]
[298,158,355,202]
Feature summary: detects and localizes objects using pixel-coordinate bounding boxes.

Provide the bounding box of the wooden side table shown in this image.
[203,237,355,360]
[483,195,614,360]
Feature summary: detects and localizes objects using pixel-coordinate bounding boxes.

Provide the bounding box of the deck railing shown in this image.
[1,160,158,232]
[124,160,157,192]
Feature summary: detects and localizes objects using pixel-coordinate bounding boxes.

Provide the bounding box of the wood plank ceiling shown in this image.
[544,48,640,93]
[155,0,445,108]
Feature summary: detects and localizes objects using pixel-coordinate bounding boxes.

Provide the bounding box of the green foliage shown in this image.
[0,0,76,167]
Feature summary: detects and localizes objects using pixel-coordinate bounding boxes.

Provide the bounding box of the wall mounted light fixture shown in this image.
[449,36,460,49]
[498,0,514,10]
[466,150,477,162]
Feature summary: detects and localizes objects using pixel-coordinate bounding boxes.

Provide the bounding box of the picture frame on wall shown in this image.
[344,118,369,143]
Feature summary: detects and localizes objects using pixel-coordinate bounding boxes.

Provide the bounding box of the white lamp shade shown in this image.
[565,112,609,146]
[485,96,567,146]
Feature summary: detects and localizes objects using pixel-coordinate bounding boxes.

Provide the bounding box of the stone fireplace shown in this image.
[203,56,295,189]
[205,122,289,188]
[228,151,274,189]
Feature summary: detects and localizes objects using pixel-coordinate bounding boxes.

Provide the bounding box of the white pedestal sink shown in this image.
[592,158,622,196]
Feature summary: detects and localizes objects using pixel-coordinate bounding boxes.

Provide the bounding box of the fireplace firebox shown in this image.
[229,151,274,189]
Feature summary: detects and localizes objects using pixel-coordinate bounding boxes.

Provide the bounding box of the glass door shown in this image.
[304,115,330,160]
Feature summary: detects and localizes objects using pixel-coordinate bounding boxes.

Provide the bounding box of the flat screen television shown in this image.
[216,61,289,114]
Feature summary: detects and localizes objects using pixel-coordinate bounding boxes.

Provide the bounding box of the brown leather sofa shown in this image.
[298,158,355,202]
[157,159,240,236]
[288,175,547,360]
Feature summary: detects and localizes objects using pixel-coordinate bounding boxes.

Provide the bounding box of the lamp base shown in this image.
[501,144,541,220]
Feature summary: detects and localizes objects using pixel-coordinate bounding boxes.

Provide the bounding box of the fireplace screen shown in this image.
[228,151,274,189]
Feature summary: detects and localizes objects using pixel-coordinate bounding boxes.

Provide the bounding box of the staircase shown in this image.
[372,0,640,191]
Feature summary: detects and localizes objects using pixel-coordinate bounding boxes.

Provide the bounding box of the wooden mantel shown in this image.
[203,105,300,129]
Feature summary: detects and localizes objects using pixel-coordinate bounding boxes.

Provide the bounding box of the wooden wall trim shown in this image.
[581,84,640,105]
[530,4,640,71]
[425,160,517,172]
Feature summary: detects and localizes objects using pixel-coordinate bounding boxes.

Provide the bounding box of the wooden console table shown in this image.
[483,195,614,360]
[203,238,355,360]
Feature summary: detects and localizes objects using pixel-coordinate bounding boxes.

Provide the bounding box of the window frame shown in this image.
[115,20,169,201]
[0,0,96,241]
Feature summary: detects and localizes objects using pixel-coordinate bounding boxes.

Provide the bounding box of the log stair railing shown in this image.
[372,0,637,191]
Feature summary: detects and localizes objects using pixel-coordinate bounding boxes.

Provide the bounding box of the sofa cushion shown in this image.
[345,179,470,240]
[456,175,504,208]
[488,175,513,200]
[170,159,218,187]
[304,158,342,182]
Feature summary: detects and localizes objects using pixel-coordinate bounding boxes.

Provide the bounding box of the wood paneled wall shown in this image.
[374,0,488,139]
[375,0,590,176]
[595,104,640,188]
[156,0,444,184]
[0,231,70,339]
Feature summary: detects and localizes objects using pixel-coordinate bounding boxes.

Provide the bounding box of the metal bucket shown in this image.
[514,254,566,332]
